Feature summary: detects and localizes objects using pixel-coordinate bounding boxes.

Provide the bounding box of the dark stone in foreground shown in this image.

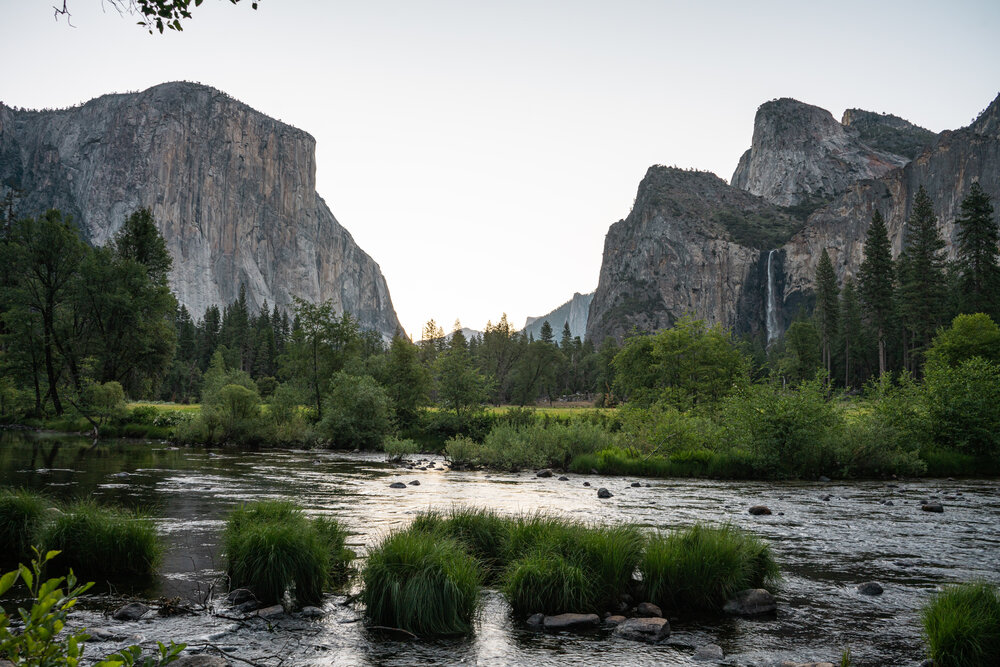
[300,606,324,618]
[226,588,255,605]
[542,613,600,630]
[389,482,407,489]
[723,589,776,615]
[748,505,771,515]
[857,581,883,596]
[693,643,724,661]
[604,614,626,626]
[613,616,670,643]
[526,613,544,628]
[256,604,284,618]
[172,657,229,667]
[583,482,591,487]
[536,469,553,478]
[558,476,569,481]
[636,601,662,618]
[630,482,642,487]
[922,502,944,513]
[597,488,613,499]
[112,602,150,621]
[408,480,420,486]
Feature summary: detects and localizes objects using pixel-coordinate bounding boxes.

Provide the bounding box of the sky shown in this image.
[2,1,999,338]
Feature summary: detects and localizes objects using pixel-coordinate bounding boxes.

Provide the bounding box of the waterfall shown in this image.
[766,249,779,345]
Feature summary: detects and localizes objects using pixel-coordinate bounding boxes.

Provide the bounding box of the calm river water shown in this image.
[2,431,998,666]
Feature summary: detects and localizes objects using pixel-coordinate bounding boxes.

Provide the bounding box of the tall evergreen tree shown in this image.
[814,249,839,376]
[539,320,554,344]
[897,186,948,372]
[858,210,895,375]
[954,182,1000,319]
[838,279,864,388]
[559,321,573,349]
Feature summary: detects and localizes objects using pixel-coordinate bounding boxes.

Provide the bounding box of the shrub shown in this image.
[383,436,419,462]
[926,313,1000,368]
[0,489,50,568]
[502,552,591,616]
[361,528,480,636]
[922,582,1000,667]
[924,357,1000,459]
[223,500,352,606]
[640,523,779,611]
[39,501,162,579]
[620,402,722,455]
[319,373,393,450]
[81,381,127,428]
[443,435,481,467]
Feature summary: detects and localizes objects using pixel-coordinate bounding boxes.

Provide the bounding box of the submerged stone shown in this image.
[748,505,772,515]
[112,602,150,621]
[723,589,776,615]
[597,488,613,499]
[542,613,600,630]
[613,616,670,643]
[856,581,883,596]
[693,643,724,661]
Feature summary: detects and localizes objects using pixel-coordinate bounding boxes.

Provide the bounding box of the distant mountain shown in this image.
[523,292,593,341]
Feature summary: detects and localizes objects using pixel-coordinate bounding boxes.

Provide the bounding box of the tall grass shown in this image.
[412,508,512,582]
[39,500,162,579]
[922,582,1000,667]
[570,447,757,479]
[0,489,51,568]
[223,500,353,605]
[361,528,481,636]
[640,523,779,611]
[502,552,591,615]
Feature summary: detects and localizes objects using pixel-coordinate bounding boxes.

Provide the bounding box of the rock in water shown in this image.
[636,602,662,618]
[604,615,626,626]
[723,589,777,615]
[597,488,613,499]
[542,613,600,630]
[693,644,725,661]
[748,505,772,515]
[613,617,670,643]
[172,657,230,667]
[299,606,324,618]
[256,605,284,619]
[225,588,255,606]
[526,613,544,629]
[112,602,150,621]
[0,82,403,339]
[857,582,884,596]
[922,502,944,513]
[536,469,553,478]
[388,482,407,489]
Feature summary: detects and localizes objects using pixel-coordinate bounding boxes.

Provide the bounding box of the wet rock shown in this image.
[257,604,284,619]
[630,482,642,487]
[944,495,956,501]
[604,614,627,626]
[922,502,944,513]
[388,482,407,489]
[613,616,670,643]
[723,589,776,615]
[882,500,894,506]
[526,613,545,628]
[693,643,724,661]
[583,482,591,487]
[748,505,772,515]
[780,663,834,667]
[542,613,600,630]
[536,469,553,478]
[88,628,126,641]
[597,488,613,499]
[636,602,662,618]
[172,656,229,667]
[408,480,420,486]
[300,606,324,618]
[820,494,832,501]
[226,588,256,606]
[590,468,599,475]
[818,476,831,482]
[857,581,883,596]
[112,602,150,621]
[919,660,934,667]
[558,476,569,481]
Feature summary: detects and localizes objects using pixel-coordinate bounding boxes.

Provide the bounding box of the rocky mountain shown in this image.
[731,98,910,208]
[0,82,403,338]
[587,93,1000,345]
[523,292,593,341]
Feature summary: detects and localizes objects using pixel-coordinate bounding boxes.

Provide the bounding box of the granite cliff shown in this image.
[523,292,594,341]
[0,82,403,338]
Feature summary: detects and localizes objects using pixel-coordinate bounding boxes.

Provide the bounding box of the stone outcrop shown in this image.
[523,292,593,341]
[731,98,909,208]
[0,82,402,338]
[841,108,936,160]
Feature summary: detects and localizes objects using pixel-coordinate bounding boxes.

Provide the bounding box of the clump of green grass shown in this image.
[223,500,353,606]
[39,500,162,579]
[922,581,1000,667]
[0,488,51,568]
[361,528,481,636]
[502,551,591,615]
[640,523,779,611]
[412,508,512,582]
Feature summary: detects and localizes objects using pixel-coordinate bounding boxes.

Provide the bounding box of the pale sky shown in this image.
[2,1,999,337]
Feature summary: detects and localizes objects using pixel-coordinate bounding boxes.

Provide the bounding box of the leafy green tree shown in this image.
[814,249,839,376]
[858,210,896,375]
[510,339,563,405]
[776,319,822,384]
[477,314,523,404]
[954,182,1000,319]
[897,186,948,373]
[383,335,430,427]
[925,313,1000,368]
[319,372,393,449]
[436,341,489,414]
[924,356,1000,459]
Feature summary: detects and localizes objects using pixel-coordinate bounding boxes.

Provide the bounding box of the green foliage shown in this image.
[922,582,1000,667]
[382,336,431,427]
[619,402,721,455]
[712,207,804,249]
[0,489,51,569]
[318,372,393,449]
[926,314,1000,368]
[411,507,512,581]
[640,523,779,611]
[898,186,948,368]
[954,183,1000,320]
[502,552,590,616]
[815,248,839,375]
[39,501,163,580]
[81,381,127,428]
[361,528,481,636]
[382,436,419,462]
[858,209,896,375]
[923,357,1000,459]
[223,500,353,606]
[435,342,490,414]
[570,446,757,479]
[775,319,823,383]
[442,421,618,471]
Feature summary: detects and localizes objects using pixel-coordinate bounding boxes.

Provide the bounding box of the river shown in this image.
[2,431,998,666]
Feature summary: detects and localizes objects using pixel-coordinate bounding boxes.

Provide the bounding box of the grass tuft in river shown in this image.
[223,500,353,606]
[640,523,780,611]
[0,488,51,568]
[922,581,1000,667]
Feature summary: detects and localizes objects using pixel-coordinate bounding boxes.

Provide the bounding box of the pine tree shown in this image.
[539,320,554,344]
[814,249,839,376]
[560,321,573,349]
[954,182,1000,319]
[838,279,864,388]
[897,186,948,372]
[858,210,895,375]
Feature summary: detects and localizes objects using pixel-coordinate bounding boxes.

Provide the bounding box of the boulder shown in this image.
[172,656,230,667]
[526,613,545,628]
[408,480,420,486]
[613,616,670,643]
[820,494,832,501]
[780,663,835,667]
[922,502,944,513]
[257,604,284,619]
[856,581,883,596]
[542,613,600,630]
[583,482,591,487]
[604,614,627,626]
[630,482,642,487]
[818,476,831,482]
[597,488,613,499]
[300,606,324,618]
[112,602,150,621]
[748,505,772,516]
[388,482,407,489]
[723,589,776,615]
[693,644,725,661]
[226,588,256,606]
[636,602,663,618]
[558,476,569,481]
[536,469,553,478]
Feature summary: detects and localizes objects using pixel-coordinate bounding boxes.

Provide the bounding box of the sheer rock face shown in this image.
[586,167,798,343]
[731,98,909,207]
[0,82,403,337]
[524,292,594,341]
